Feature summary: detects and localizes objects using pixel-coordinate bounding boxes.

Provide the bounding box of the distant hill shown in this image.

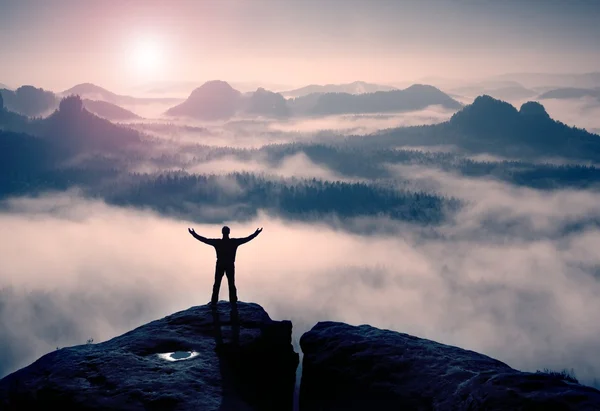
[448,95,550,138]
[166,81,461,119]
[63,83,123,103]
[291,84,462,116]
[0,93,29,132]
[490,72,600,89]
[133,81,294,97]
[537,87,600,101]
[36,96,142,152]
[280,81,397,98]
[453,96,600,159]
[165,80,243,120]
[1,96,145,196]
[243,87,290,117]
[61,83,182,107]
[82,99,141,120]
[165,81,292,119]
[373,95,600,161]
[2,95,144,153]
[0,86,58,117]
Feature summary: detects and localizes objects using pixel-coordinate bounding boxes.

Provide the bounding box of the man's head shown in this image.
[222,226,230,236]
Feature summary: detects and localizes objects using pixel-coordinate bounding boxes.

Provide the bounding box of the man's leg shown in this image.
[211,263,225,306]
[225,264,238,305]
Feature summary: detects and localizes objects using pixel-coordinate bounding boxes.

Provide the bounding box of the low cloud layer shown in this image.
[267,106,455,135]
[2,172,600,387]
[126,106,455,149]
[130,152,362,184]
[538,97,600,133]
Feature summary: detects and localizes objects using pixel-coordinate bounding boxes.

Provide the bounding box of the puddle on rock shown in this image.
[157,351,199,362]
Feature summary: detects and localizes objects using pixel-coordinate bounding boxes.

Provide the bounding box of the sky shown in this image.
[1,0,600,93]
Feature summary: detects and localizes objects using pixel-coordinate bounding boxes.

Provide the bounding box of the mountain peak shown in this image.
[448,95,520,133]
[519,101,550,119]
[0,85,58,117]
[58,95,84,114]
[404,83,443,93]
[471,94,518,110]
[193,80,239,94]
[186,81,241,102]
[461,94,519,117]
[63,83,109,95]
[166,81,242,119]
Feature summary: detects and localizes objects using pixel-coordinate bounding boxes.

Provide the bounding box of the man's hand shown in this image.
[188,228,196,236]
[254,227,263,236]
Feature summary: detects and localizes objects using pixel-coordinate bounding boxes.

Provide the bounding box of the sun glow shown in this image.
[128,37,164,77]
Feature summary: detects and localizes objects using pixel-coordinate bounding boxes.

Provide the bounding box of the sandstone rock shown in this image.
[0,302,299,411]
[300,321,600,410]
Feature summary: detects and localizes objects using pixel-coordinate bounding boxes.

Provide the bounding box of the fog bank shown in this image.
[2,185,600,387]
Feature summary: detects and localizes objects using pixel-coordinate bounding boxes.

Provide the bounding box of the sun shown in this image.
[129,38,163,76]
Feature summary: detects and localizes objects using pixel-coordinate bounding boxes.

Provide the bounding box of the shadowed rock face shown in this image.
[299,322,600,411]
[0,302,299,411]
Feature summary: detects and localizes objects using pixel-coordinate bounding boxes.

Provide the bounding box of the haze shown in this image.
[2,0,600,92]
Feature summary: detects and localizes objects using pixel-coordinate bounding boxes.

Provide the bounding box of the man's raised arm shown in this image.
[188,228,215,245]
[236,227,263,245]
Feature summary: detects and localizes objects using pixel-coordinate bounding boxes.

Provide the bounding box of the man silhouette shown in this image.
[188,226,263,307]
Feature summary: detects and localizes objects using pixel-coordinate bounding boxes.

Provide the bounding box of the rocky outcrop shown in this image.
[0,302,299,410]
[4,306,599,411]
[299,322,600,410]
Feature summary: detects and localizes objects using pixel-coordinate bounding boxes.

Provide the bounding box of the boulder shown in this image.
[0,302,299,410]
[299,321,600,410]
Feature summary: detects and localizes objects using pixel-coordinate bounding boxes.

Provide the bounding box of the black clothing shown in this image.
[190,230,259,304]
[211,261,236,305]
[204,237,250,264]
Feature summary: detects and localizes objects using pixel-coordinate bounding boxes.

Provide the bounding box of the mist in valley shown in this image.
[2,95,600,388]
